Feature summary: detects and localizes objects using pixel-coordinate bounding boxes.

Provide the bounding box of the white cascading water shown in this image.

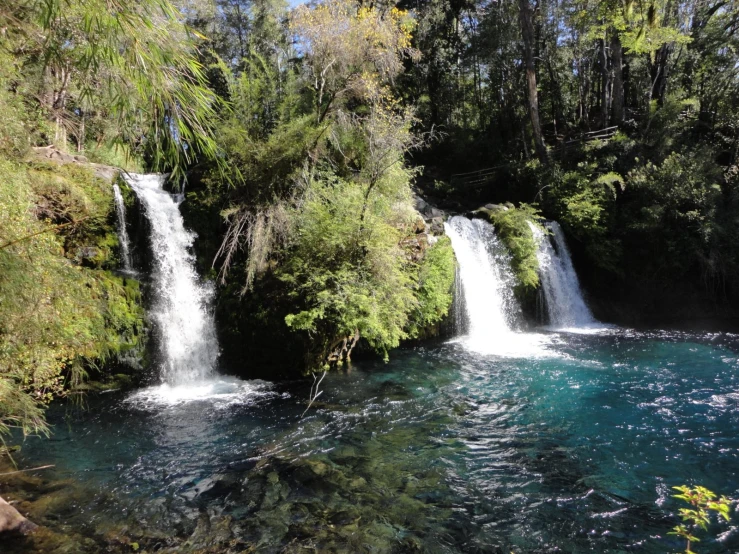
[123,174,219,385]
[529,220,598,328]
[113,183,133,272]
[445,216,552,357]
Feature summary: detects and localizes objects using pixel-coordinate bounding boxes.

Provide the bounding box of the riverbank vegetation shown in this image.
[405,0,739,318]
[0,0,221,443]
[0,158,146,442]
[4,0,739,434]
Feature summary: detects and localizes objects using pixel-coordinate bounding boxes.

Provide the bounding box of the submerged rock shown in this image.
[0,496,37,535]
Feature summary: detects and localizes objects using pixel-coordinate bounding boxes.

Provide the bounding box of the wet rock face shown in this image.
[468,204,509,220]
[403,195,448,263]
[413,194,447,222]
[0,496,37,535]
[430,216,445,235]
[408,195,447,258]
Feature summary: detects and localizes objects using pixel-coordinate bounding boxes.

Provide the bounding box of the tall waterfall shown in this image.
[123,174,219,384]
[444,216,557,357]
[529,220,597,328]
[113,183,133,272]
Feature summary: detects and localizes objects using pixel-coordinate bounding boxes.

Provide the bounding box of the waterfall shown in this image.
[113,183,133,272]
[451,264,467,335]
[123,174,219,384]
[444,216,559,357]
[529,220,597,328]
[445,216,520,339]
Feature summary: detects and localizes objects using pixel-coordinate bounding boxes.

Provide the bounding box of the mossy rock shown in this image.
[485,203,542,298]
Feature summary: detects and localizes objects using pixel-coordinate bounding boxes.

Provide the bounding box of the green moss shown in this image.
[406,236,456,338]
[486,203,542,296]
[0,158,146,440]
[94,272,147,360]
[115,175,137,212]
[25,161,125,269]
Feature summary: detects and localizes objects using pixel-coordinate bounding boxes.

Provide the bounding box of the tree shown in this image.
[0,0,222,176]
[518,0,548,163]
[289,0,419,123]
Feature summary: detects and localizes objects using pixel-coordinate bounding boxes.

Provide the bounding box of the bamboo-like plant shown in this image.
[3,0,223,176]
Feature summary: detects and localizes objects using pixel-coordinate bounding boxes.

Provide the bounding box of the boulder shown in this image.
[413,196,445,219]
[400,233,429,262]
[411,215,426,234]
[430,217,445,235]
[76,246,100,260]
[423,205,445,219]
[0,496,37,535]
[412,195,429,213]
[470,204,508,220]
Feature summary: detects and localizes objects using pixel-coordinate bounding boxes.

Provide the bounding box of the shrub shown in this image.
[406,236,456,338]
[487,203,542,295]
[0,159,145,442]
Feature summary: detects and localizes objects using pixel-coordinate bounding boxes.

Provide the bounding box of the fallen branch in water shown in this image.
[0,464,55,476]
[301,370,327,418]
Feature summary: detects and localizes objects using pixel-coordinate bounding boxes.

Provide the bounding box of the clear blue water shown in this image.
[10,330,739,552]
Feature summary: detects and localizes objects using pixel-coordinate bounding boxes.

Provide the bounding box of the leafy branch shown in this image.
[668,485,732,554]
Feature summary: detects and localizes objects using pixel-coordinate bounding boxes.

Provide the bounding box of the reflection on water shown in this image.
[8,330,739,553]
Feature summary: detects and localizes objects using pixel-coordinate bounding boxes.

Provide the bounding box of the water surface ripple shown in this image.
[11,330,739,552]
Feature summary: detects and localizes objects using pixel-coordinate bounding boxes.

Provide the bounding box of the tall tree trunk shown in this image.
[77,111,85,153]
[234,1,246,61]
[518,0,547,164]
[599,37,610,129]
[611,32,624,124]
[649,44,670,106]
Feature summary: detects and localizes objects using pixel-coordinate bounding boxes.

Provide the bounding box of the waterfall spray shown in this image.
[113,183,133,272]
[123,174,219,384]
[529,220,597,328]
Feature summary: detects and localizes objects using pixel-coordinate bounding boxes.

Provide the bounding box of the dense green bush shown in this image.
[406,236,456,339]
[529,123,739,310]
[543,159,623,273]
[486,204,542,296]
[277,170,417,367]
[623,150,723,279]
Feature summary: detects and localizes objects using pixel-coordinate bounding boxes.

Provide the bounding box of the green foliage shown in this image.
[277,170,417,367]
[1,0,221,175]
[544,160,623,272]
[83,144,144,173]
[669,485,732,553]
[406,236,456,338]
[0,50,39,160]
[0,158,145,441]
[193,0,449,372]
[614,0,691,57]
[487,204,542,295]
[624,150,723,279]
[218,114,324,203]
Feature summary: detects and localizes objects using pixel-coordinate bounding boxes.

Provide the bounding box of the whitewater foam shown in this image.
[126,377,276,409]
